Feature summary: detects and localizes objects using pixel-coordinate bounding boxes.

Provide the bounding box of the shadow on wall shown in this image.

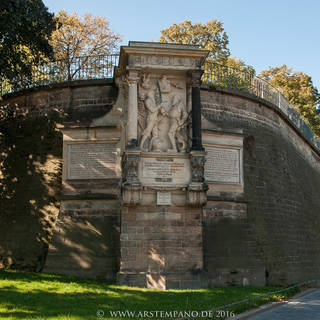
[0,104,63,271]
[45,212,120,281]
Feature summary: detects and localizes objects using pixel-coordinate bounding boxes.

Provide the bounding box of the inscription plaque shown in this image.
[142,158,185,179]
[157,192,172,205]
[205,146,241,184]
[67,143,117,180]
[139,156,191,186]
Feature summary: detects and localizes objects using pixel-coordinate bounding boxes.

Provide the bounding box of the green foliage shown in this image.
[0,0,56,86]
[49,11,121,81]
[259,65,320,136]
[0,270,300,320]
[159,20,255,93]
[159,20,230,63]
[203,56,255,92]
[225,57,255,75]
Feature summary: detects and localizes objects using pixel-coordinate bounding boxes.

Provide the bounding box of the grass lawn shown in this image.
[0,270,300,320]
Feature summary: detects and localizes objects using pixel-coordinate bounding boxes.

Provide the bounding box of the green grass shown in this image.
[0,270,300,320]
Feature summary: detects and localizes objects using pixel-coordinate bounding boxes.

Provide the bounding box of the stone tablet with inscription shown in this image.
[205,146,242,184]
[67,143,117,180]
[139,156,191,186]
[157,192,172,205]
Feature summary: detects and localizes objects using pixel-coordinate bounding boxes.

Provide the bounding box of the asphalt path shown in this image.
[246,289,320,320]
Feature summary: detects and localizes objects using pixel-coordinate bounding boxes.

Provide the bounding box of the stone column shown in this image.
[189,70,204,151]
[127,69,140,148]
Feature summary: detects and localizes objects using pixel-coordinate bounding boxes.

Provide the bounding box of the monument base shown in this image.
[117,271,207,289]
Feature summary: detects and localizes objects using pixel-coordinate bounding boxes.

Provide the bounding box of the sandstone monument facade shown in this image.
[1,42,320,288]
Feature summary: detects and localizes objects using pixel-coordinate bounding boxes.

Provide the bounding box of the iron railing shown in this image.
[202,61,292,116]
[0,54,119,96]
[2,54,319,150]
[202,60,320,151]
[0,53,303,119]
[1,55,293,118]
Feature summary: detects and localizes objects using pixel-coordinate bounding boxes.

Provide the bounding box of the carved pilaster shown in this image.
[190,154,205,182]
[126,69,140,149]
[122,152,142,205]
[188,151,208,207]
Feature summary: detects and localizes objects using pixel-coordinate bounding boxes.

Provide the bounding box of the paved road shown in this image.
[246,289,320,320]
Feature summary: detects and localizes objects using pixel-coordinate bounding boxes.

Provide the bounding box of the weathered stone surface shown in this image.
[118,203,203,285]
[66,143,118,180]
[2,45,320,289]
[201,88,320,286]
[2,80,116,120]
[43,200,120,280]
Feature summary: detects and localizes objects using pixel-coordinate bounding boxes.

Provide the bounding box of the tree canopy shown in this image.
[49,11,121,80]
[259,65,320,136]
[159,20,230,63]
[225,57,255,75]
[0,0,56,84]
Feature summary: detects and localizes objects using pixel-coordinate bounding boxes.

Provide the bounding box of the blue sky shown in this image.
[43,0,320,89]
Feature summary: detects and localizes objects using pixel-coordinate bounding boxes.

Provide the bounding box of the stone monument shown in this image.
[117,42,209,289]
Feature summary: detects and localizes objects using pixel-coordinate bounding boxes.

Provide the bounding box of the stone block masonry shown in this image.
[118,203,204,289]
[2,42,320,288]
[201,88,320,286]
[43,200,120,280]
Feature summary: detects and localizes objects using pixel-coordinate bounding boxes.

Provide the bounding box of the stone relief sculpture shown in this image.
[141,73,152,90]
[167,94,188,152]
[159,75,171,93]
[139,90,163,151]
[138,73,189,153]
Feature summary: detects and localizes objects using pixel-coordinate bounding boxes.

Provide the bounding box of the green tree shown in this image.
[259,65,320,136]
[159,20,254,91]
[0,0,56,87]
[159,20,230,63]
[225,57,255,74]
[48,11,121,81]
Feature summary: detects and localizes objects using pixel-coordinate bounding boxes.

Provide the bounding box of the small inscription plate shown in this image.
[67,143,117,180]
[205,146,241,184]
[157,192,172,205]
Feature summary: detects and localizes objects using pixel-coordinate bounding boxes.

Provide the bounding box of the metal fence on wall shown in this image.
[2,53,319,150]
[0,54,119,96]
[0,54,291,116]
[202,61,292,115]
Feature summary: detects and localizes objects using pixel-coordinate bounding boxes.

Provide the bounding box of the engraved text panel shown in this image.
[67,143,117,180]
[205,147,241,184]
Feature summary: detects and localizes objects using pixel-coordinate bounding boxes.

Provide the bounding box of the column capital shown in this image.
[126,67,141,83]
[188,69,204,87]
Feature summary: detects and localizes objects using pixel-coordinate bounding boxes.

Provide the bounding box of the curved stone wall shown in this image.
[201,87,320,285]
[0,81,119,278]
[1,80,320,286]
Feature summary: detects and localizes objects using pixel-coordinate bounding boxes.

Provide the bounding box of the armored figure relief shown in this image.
[139,90,163,151]
[159,75,171,93]
[141,73,152,90]
[166,94,188,152]
[138,73,189,153]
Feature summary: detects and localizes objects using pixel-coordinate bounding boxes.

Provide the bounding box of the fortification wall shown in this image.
[1,80,320,286]
[0,81,120,280]
[201,87,320,286]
